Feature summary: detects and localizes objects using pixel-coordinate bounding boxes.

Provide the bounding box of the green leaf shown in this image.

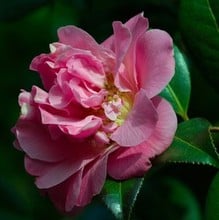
[209,128,219,159]
[156,118,219,168]
[179,0,219,90]
[205,172,219,220]
[102,178,144,220]
[160,45,191,120]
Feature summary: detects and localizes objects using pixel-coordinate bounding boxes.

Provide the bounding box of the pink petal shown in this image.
[124,13,149,36]
[58,26,113,62]
[108,96,177,180]
[32,86,48,104]
[108,145,152,180]
[102,13,148,52]
[69,80,105,108]
[66,53,105,88]
[120,13,149,92]
[25,142,104,189]
[30,54,57,90]
[39,106,102,138]
[48,155,108,212]
[136,29,174,98]
[39,105,85,126]
[24,156,52,176]
[48,84,73,109]
[18,90,32,106]
[47,171,82,212]
[103,13,149,92]
[112,22,140,92]
[14,120,68,162]
[142,96,177,156]
[12,139,22,151]
[65,172,83,212]
[58,26,99,50]
[111,89,158,146]
[18,90,36,120]
[80,91,105,108]
[112,21,131,71]
[101,34,114,51]
[46,155,109,212]
[35,158,92,189]
[59,117,102,138]
[76,155,108,206]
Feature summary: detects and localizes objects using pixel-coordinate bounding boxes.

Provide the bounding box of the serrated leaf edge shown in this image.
[208,127,219,159]
[175,136,219,165]
[163,159,219,167]
[158,134,219,168]
[126,178,144,220]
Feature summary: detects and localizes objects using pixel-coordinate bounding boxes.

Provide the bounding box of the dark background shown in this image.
[1,0,218,219]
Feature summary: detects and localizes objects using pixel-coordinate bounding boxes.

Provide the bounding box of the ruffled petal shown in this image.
[108,145,151,180]
[112,22,138,91]
[58,26,100,51]
[76,155,108,206]
[30,54,57,90]
[66,53,105,88]
[35,158,92,189]
[47,171,82,212]
[112,21,132,71]
[58,26,113,63]
[24,156,52,176]
[32,86,48,104]
[120,13,148,92]
[25,145,104,190]
[68,80,105,108]
[47,155,108,212]
[59,117,102,138]
[48,84,73,109]
[102,13,148,55]
[14,120,68,162]
[39,106,102,138]
[103,13,149,92]
[124,12,149,36]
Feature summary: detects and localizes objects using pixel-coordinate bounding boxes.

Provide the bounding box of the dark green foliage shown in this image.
[1,0,219,219]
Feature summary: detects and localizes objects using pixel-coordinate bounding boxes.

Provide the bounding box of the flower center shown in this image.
[102,74,132,126]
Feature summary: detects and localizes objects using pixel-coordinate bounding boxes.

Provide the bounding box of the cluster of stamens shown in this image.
[102,74,132,126]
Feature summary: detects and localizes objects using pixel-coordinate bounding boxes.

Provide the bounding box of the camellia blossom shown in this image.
[12,13,177,213]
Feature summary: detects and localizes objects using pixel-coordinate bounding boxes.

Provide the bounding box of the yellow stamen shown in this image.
[104,73,133,126]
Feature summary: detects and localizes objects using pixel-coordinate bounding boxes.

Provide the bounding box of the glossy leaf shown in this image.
[156,118,219,168]
[205,172,219,220]
[209,129,219,159]
[179,0,219,90]
[160,45,191,120]
[102,178,144,220]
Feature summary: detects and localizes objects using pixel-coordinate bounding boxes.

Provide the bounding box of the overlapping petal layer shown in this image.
[12,13,177,213]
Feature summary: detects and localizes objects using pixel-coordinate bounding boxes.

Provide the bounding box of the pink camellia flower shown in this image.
[12,13,177,213]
